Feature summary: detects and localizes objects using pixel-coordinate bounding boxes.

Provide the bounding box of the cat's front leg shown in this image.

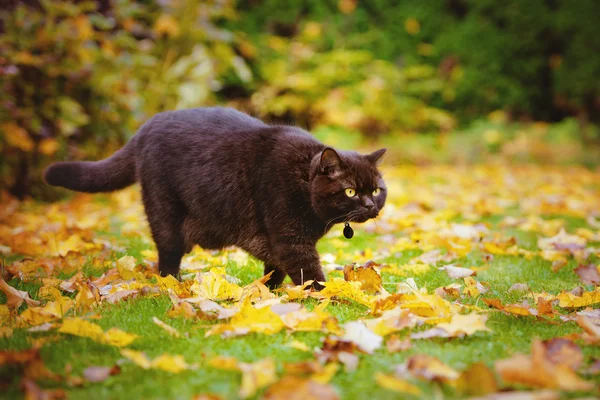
[272,241,325,290]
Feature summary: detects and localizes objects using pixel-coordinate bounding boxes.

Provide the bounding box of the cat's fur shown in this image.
[44,107,387,288]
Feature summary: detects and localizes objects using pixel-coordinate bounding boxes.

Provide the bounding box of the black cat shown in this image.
[44,107,387,289]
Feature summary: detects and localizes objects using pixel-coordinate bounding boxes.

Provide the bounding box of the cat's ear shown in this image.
[320,148,343,175]
[366,148,387,166]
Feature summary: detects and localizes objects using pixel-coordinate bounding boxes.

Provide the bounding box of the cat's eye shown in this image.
[345,188,356,197]
[373,188,381,196]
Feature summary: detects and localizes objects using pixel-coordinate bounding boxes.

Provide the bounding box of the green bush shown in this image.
[231,0,600,122]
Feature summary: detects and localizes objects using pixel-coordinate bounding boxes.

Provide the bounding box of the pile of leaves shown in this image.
[1,164,600,399]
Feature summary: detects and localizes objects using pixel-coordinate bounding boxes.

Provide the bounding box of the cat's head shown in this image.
[309,148,387,225]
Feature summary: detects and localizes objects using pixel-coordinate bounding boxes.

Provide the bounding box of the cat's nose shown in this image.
[361,197,375,210]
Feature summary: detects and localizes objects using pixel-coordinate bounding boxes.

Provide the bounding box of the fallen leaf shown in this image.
[542,338,583,370]
[120,349,195,373]
[343,262,382,293]
[468,390,560,400]
[0,278,40,309]
[21,378,66,400]
[375,372,421,396]
[363,307,417,336]
[340,321,382,354]
[152,316,181,337]
[316,279,374,307]
[406,355,460,382]
[205,299,284,337]
[412,313,490,339]
[484,298,536,317]
[58,318,137,347]
[440,264,475,279]
[83,365,121,383]
[263,376,339,400]
[385,335,412,353]
[102,327,138,347]
[574,264,600,285]
[191,267,243,301]
[210,357,277,398]
[456,362,498,396]
[509,283,529,293]
[557,288,600,308]
[495,339,594,391]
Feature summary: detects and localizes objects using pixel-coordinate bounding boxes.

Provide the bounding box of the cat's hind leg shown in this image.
[141,185,186,277]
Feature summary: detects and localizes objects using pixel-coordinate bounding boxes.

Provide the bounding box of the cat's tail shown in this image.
[44,139,137,193]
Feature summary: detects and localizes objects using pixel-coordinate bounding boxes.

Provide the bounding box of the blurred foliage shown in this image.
[0,0,599,199]
[0,0,247,198]
[233,0,600,122]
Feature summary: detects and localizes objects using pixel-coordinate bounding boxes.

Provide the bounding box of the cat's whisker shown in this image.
[323,210,356,233]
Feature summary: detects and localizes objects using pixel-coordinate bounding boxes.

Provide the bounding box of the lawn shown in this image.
[1,164,600,399]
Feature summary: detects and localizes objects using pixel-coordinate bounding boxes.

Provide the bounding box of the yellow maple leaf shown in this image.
[152,316,180,337]
[58,234,86,257]
[375,372,421,395]
[282,300,341,335]
[18,297,73,327]
[284,281,313,300]
[209,357,277,398]
[121,349,194,373]
[205,299,284,337]
[116,255,138,280]
[557,288,600,308]
[151,354,191,373]
[58,318,104,341]
[343,263,382,293]
[239,358,277,398]
[364,307,417,336]
[317,279,374,307]
[191,267,243,301]
[102,328,138,347]
[59,318,136,347]
[436,313,490,336]
[120,349,151,369]
[74,282,99,312]
[154,274,191,297]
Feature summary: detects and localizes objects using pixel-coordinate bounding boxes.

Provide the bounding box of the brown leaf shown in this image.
[406,355,460,382]
[83,365,121,383]
[551,259,568,273]
[541,338,583,370]
[456,362,498,396]
[508,283,529,293]
[105,289,138,304]
[263,376,339,400]
[495,339,594,391]
[536,297,554,316]
[576,315,600,341]
[21,379,66,400]
[386,335,411,353]
[0,348,40,366]
[467,390,560,400]
[484,298,535,316]
[574,264,600,285]
[0,278,40,309]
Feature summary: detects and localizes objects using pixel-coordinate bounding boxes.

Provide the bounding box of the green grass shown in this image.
[2,215,600,400]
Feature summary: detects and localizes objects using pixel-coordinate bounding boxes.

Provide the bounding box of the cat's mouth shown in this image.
[350,210,379,223]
